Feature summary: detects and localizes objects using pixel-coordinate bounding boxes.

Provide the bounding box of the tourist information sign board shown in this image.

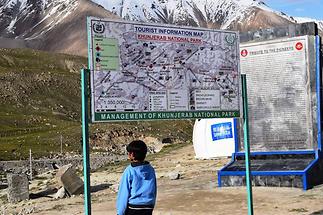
[87,17,241,122]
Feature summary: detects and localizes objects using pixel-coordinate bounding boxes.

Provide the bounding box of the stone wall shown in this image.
[0,154,127,178]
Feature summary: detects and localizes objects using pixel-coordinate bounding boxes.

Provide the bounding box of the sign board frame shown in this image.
[84,17,253,215]
[240,35,317,152]
[87,17,241,122]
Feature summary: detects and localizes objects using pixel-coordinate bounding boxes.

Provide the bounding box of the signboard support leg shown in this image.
[241,74,254,215]
[316,35,321,151]
[81,68,91,215]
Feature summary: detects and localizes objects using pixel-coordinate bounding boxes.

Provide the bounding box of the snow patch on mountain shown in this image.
[6,17,17,33]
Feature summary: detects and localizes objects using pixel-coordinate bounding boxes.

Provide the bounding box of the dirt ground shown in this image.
[2,144,323,215]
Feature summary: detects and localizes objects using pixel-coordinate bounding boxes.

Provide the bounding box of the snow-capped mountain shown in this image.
[92,0,297,30]
[0,0,321,56]
[0,0,116,55]
[0,0,79,39]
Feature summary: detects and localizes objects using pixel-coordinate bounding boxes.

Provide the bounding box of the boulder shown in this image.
[56,164,83,195]
[168,171,181,180]
[54,187,66,199]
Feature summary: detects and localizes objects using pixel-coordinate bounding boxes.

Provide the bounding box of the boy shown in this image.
[117,140,157,215]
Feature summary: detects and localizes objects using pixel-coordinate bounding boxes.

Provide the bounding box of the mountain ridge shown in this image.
[94,0,297,29]
[0,0,321,56]
[0,0,119,56]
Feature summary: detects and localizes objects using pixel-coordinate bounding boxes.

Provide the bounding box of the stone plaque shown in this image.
[7,173,29,203]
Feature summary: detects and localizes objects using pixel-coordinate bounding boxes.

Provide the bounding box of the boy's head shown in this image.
[126,140,148,161]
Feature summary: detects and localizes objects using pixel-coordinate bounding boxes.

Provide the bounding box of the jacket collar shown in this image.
[131,161,149,167]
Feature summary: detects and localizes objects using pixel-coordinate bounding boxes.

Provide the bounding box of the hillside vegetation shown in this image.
[0,48,193,160]
[0,48,87,160]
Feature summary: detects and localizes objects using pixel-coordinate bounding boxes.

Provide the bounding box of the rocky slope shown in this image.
[0,0,78,38]
[0,0,119,56]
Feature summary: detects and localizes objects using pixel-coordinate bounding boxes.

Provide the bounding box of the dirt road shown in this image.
[2,144,323,215]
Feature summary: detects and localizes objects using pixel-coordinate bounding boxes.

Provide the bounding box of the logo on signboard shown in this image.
[93,23,105,34]
[241,49,248,57]
[225,34,236,46]
[295,42,303,51]
[211,122,233,141]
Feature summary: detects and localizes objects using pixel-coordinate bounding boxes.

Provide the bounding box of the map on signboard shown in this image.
[88,18,240,121]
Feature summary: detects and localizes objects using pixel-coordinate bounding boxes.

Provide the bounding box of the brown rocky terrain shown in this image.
[229,7,293,32]
[32,0,119,56]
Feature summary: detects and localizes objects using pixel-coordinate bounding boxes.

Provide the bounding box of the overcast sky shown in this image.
[264,0,323,20]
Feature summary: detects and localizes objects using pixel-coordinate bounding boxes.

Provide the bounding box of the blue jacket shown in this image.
[116,161,157,215]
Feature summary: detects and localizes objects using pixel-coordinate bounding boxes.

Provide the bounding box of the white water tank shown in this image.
[193,118,237,159]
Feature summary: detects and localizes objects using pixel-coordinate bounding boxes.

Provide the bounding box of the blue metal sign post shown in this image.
[241,74,254,215]
[81,68,91,215]
[316,35,322,151]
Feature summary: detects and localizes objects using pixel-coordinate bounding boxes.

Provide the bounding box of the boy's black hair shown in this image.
[126,140,148,161]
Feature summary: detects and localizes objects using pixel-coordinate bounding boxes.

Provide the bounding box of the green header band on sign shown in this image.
[94,111,240,122]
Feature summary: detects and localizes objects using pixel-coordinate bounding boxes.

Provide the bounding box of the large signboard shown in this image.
[240,36,316,151]
[87,17,240,122]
